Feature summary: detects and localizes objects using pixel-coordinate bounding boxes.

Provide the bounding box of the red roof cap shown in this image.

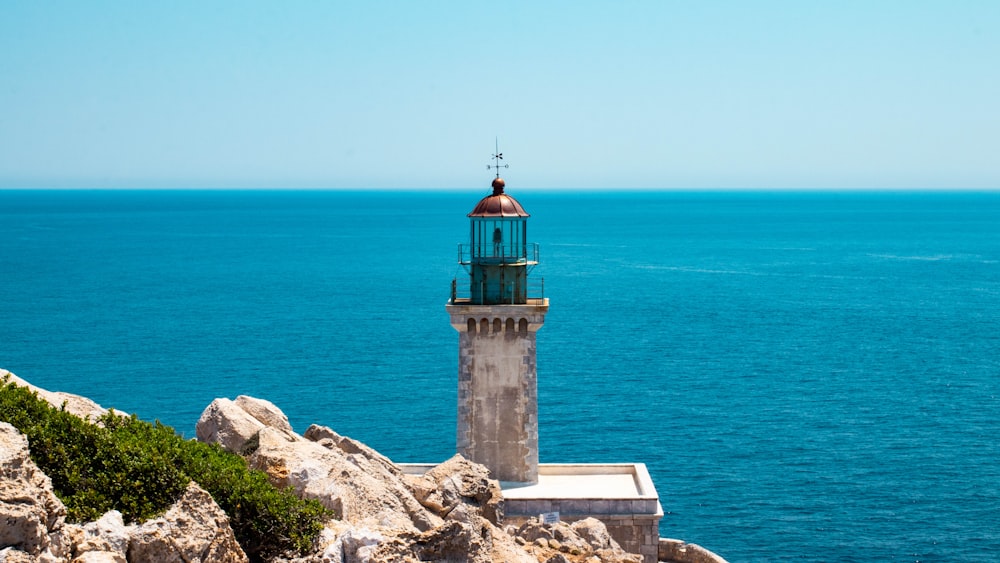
[468,178,530,217]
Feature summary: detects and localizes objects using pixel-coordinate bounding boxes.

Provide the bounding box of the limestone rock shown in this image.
[234,395,294,435]
[127,481,247,563]
[514,518,642,563]
[359,518,531,563]
[339,526,385,563]
[272,520,394,563]
[658,538,730,563]
[489,524,540,563]
[72,511,129,562]
[196,395,302,455]
[195,397,268,453]
[363,452,531,563]
[304,424,402,480]
[245,426,441,533]
[409,454,504,526]
[0,422,67,556]
[571,518,615,551]
[49,524,84,562]
[311,523,349,563]
[0,548,36,562]
[365,520,489,563]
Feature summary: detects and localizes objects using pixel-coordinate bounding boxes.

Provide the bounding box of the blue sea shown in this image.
[1,189,998,562]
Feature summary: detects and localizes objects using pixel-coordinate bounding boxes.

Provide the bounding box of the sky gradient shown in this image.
[1,1,998,190]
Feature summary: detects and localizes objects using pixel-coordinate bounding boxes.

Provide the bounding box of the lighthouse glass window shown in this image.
[473,218,522,260]
[493,219,524,260]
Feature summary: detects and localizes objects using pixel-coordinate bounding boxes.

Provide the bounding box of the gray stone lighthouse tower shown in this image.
[446,151,548,485]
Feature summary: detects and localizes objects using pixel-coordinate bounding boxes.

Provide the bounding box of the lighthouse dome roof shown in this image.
[467,178,530,217]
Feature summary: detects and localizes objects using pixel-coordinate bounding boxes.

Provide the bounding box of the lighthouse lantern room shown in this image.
[457,151,538,305]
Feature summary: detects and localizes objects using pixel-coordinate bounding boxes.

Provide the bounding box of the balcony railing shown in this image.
[450,277,545,304]
[458,243,539,266]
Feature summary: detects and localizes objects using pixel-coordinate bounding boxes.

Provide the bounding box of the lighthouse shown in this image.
[409,144,661,561]
[446,145,548,484]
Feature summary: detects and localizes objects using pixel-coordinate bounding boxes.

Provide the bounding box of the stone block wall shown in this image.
[446,302,547,484]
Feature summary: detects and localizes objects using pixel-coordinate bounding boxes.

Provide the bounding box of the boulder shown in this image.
[48,524,84,562]
[361,454,534,563]
[72,511,129,562]
[366,520,491,563]
[127,482,247,563]
[234,396,294,435]
[0,422,67,557]
[272,520,395,563]
[304,424,402,480]
[312,523,349,563]
[514,518,643,563]
[571,517,615,551]
[359,518,532,563]
[516,519,592,554]
[245,427,441,533]
[658,538,731,563]
[339,526,385,563]
[195,398,269,453]
[409,453,504,526]
[489,524,540,563]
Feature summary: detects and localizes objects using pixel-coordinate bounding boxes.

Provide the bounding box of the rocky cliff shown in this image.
[1,420,247,563]
[1,369,728,563]
[1,370,656,563]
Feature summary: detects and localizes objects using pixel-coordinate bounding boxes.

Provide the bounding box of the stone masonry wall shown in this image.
[448,302,547,484]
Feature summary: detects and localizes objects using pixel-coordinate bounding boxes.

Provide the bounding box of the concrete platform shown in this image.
[503,470,638,498]
[500,463,662,523]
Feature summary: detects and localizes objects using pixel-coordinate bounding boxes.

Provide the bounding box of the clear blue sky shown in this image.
[1,1,997,189]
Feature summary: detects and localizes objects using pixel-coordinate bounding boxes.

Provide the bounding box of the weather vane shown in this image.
[487,137,509,179]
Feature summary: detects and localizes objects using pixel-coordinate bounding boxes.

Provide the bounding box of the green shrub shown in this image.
[0,378,332,561]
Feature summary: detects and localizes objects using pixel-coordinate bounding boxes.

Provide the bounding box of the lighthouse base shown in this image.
[400,462,663,563]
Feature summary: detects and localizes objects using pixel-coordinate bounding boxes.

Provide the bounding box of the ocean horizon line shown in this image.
[2,186,999,194]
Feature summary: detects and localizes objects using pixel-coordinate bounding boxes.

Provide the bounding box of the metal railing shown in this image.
[458,243,539,265]
[450,277,545,304]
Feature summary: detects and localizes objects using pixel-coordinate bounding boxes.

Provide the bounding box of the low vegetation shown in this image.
[0,378,331,561]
